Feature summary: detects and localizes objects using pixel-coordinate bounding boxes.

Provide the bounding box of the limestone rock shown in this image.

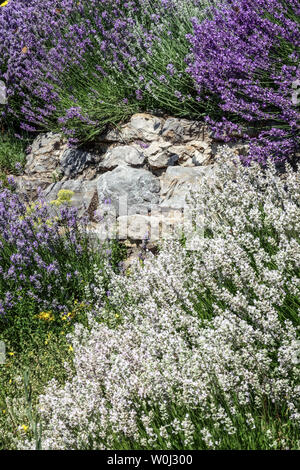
[148,151,178,169]
[60,148,101,178]
[25,133,67,177]
[96,166,160,215]
[161,118,210,143]
[99,113,164,143]
[117,214,161,241]
[129,113,163,141]
[160,165,215,209]
[99,145,145,170]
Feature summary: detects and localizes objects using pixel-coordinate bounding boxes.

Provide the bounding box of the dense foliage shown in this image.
[187,0,300,164]
[0,0,298,162]
[0,182,124,348]
[9,148,299,450]
[0,0,299,451]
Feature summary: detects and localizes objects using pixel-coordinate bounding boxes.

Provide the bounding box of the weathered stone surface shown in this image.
[129,113,163,141]
[43,179,98,217]
[60,148,101,178]
[101,113,164,143]
[11,114,249,247]
[25,132,67,177]
[99,145,145,170]
[97,166,160,215]
[160,166,215,209]
[164,140,212,167]
[161,118,210,143]
[117,214,161,241]
[148,151,178,169]
[9,175,51,201]
[143,141,172,156]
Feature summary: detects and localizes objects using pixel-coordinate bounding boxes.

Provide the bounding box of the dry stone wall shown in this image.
[12,113,248,245]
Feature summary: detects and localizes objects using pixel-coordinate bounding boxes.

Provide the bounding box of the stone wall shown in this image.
[12,113,248,246]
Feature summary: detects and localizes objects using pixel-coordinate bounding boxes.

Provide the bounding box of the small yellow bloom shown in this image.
[115,314,119,318]
[68,345,73,352]
[21,424,29,432]
[50,190,74,207]
[0,1,9,7]
[45,218,54,227]
[8,352,14,356]
[2,409,6,414]
[36,311,54,322]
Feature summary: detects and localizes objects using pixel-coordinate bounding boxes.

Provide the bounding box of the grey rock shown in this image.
[101,113,164,143]
[148,151,178,169]
[60,148,100,178]
[166,140,212,167]
[9,175,51,201]
[161,118,210,143]
[160,165,215,209]
[97,166,160,215]
[25,133,67,176]
[117,214,161,241]
[30,132,64,155]
[99,145,145,170]
[129,113,163,140]
[143,141,172,156]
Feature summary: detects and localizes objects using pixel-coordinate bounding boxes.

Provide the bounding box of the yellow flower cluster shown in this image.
[50,189,74,207]
[61,299,87,322]
[18,201,42,221]
[0,1,9,7]
[18,200,60,228]
[21,424,29,432]
[36,310,55,322]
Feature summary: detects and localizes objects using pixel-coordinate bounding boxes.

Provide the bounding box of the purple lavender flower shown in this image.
[186,0,300,164]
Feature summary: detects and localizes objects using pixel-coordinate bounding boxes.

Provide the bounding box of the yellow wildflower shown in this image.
[21,424,29,432]
[36,311,54,322]
[45,332,52,345]
[0,1,9,7]
[8,352,14,356]
[45,218,54,227]
[68,345,73,352]
[50,189,74,207]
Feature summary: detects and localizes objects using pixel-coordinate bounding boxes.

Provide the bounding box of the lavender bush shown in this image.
[0,1,217,143]
[1,1,297,161]
[0,181,123,349]
[186,0,300,164]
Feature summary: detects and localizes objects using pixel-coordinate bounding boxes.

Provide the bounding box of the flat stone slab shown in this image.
[96,166,160,215]
[98,145,145,170]
[160,165,215,209]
